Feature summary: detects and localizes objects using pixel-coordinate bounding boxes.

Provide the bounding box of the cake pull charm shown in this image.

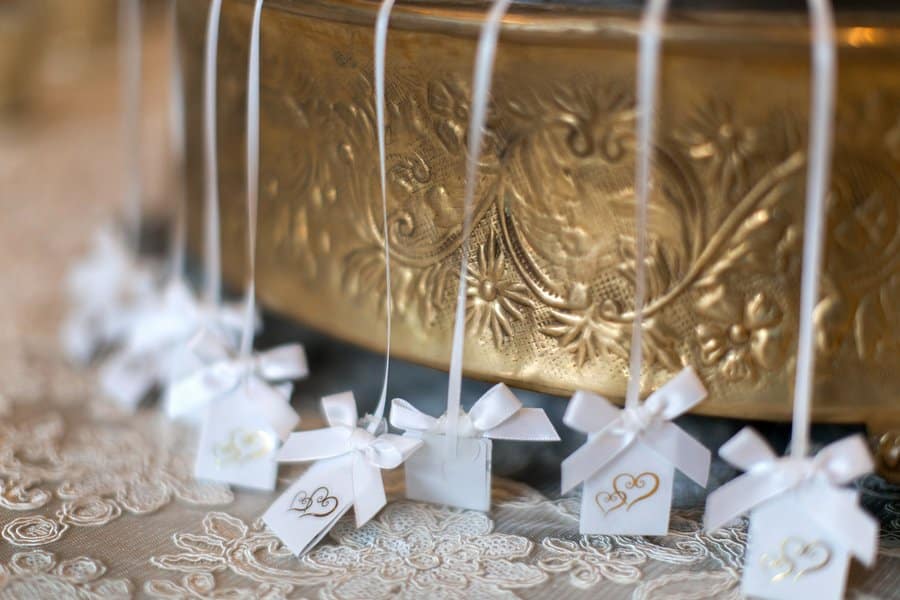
[559,0,711,535]
[61,227,155,366]
[705,429,877,599]
[704,0,879,597]
[263,392,422,556]
[61,1,154,367]
[391,383,558,511]
[188,0,305,491]
[561,367,709,534]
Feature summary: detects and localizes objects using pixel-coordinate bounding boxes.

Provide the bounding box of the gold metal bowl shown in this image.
[178,0,900,434]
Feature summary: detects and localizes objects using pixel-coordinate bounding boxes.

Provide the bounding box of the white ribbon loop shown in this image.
[561,366,709,494]
[126,281,245,356]
[562,390,623,434]
[467,383,522,432]
[391,383,559,442]
[645,367,708,422]
[322,392,360,429]
[255,345,309,381]
[390,399,438,432]
[278,391,423,527]
[705,428,877,565]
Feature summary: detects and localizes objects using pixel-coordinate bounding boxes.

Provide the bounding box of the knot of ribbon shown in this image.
[62,227,155,364]
[125,279,246,357]
[164,338,306,439]
[561,367,710,494]
[390,383,560,442]
[277,391,423,527]
[704,427,877,566]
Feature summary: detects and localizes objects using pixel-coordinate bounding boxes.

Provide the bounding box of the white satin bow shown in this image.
[164,337,306,438]
[561,367,710,494]
[277,391,423,527]
[704,427,877,566]
[99,279,247,410]
[61,228,155,364]
[390,383,559,441]
[124,279,245,356]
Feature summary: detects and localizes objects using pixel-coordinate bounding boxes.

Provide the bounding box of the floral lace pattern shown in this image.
[0,405,233,549]
[0,550,131,599]
[147,503,547,599]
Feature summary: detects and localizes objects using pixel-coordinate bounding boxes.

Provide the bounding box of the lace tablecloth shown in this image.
[2,22,900,600]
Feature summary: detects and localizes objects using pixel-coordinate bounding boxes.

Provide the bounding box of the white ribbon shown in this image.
[61,228,155,364]
[373,0,396,422]
[203,0,224,306]
[391,383,559,442]
[560,367,709,494]
[705,428,877,566]
[167,0,187,283]
[165,340,306,438]
[278,392,422,527]
[125,280,245,357]
[791,0,836,457]
[120,0,142,251]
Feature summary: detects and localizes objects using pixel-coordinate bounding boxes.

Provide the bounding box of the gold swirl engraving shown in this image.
[179,1,900,431]
[595,471,660,515]
[213,429,274,467]
[761,537,831,582]
[289,487,339,519]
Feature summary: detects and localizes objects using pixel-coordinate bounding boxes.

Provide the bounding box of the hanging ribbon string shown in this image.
[626,0,667,410]
[445,0,514,456]
[119,0,142,253]
[241,0,264,359]
[203,0,224,306]
[791,0,835,458]
[168,0,187,281]
[373,0,397,423]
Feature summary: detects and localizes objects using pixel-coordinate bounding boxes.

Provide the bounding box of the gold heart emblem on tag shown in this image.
[595,490,627,515]
[289,486,339,518]
[595,471,660,515]
[761,537,831,582]
[213,429,274,467]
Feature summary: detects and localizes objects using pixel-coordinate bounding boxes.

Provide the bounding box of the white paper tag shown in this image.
[263,456,354,556]
[742,481,851,600]
[403,433,491,511]
[194,389,279,491]
[578,441,674,535]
